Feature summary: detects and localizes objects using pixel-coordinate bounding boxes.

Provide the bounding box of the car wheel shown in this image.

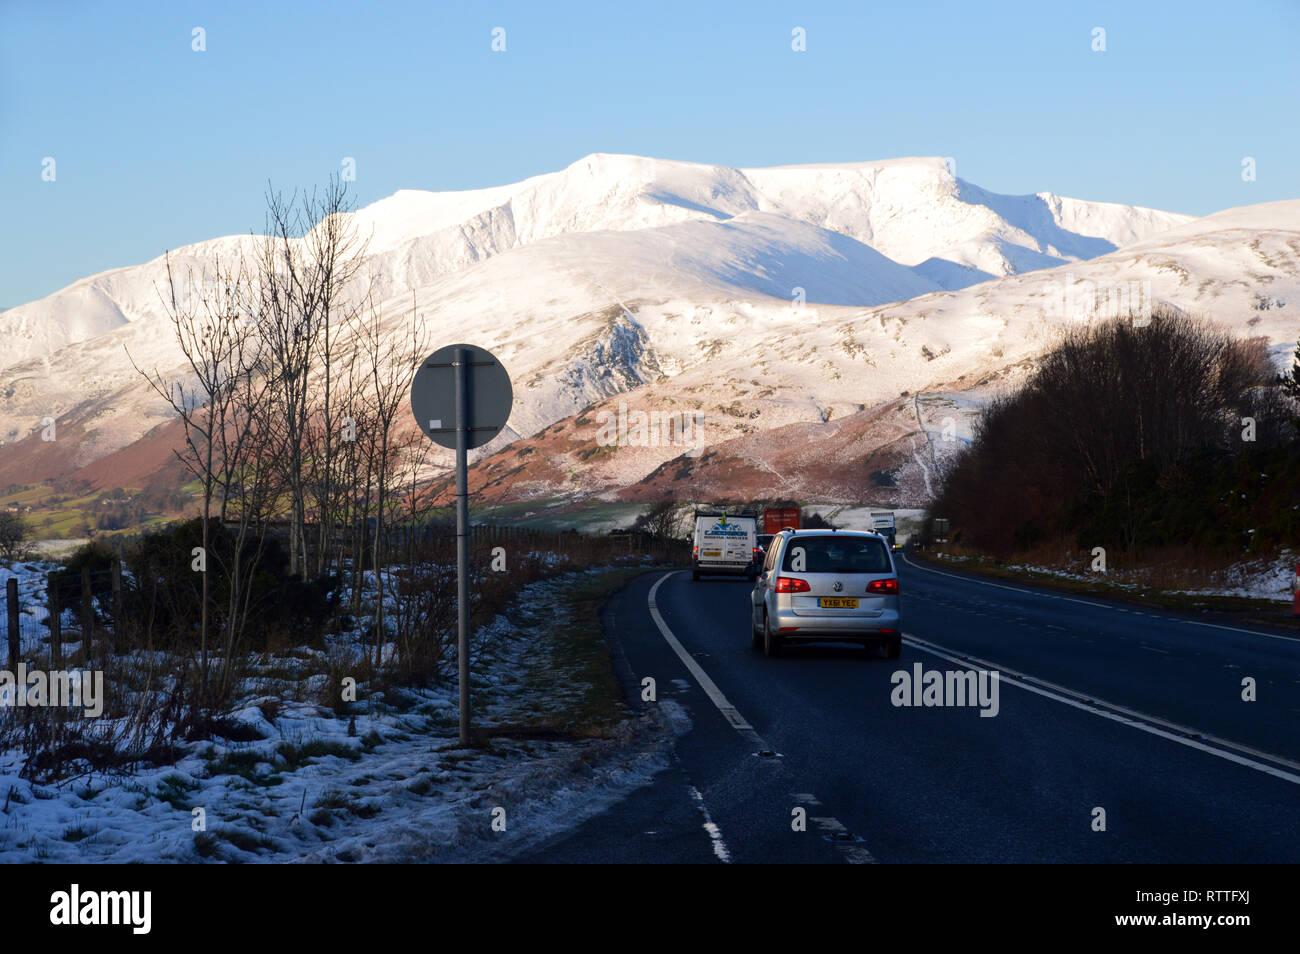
[692,569,700,581]
[751,609,763,649]
[884,636,901,660]
[763,613,782,657]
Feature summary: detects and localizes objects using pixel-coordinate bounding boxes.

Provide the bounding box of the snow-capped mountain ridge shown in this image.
[3,155,1287,509]
[1,153,1190,376]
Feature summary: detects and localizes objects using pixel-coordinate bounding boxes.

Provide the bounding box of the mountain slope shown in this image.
[419,199,1300,507]
[3,155,1280,516]
[0,154,1190,373]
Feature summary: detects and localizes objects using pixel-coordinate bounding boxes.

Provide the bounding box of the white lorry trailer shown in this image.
[871,511,898,549]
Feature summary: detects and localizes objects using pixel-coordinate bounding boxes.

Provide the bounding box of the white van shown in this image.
[692,510,759,580]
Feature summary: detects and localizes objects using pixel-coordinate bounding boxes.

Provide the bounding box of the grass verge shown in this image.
[908,548,1300,632]
[483,566,656,742]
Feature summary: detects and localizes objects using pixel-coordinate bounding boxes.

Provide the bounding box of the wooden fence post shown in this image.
[6,577,18,670]
[81,565,93,668]
[47,571,61,668]
[111,557,123,653]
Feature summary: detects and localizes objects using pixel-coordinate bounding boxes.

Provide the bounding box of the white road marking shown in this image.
[903,632,1300,787]
[900,552,1300,644]
[900,552,1111,608]
[647,572,875,863]
[1181,618,1300,642]
[688,786,732,864]
[647,572,765,748]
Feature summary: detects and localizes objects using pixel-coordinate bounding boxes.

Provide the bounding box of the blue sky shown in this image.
[2,0,1297,307]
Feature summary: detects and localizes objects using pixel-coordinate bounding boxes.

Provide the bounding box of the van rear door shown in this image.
[697,515,755,568]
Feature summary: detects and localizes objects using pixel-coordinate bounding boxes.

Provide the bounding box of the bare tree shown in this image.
[126,178,458,701]
[253,178,366,581]
[634,499,683,540]
[130,252,262,704]
[350,291,431,666]
[303,180,368,578]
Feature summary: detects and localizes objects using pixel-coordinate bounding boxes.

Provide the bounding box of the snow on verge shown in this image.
[0,569,671,863]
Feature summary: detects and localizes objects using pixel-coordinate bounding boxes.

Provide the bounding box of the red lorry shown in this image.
[762,505,801,535]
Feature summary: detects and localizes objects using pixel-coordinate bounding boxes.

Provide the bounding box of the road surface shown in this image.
[519,555,1300,863]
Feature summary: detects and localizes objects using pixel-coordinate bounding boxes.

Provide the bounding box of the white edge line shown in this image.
[648,568,1299,849]
[687,785,732,863]
[648,572,759,738]
[905,634,1300,787]
[646,572,874,863]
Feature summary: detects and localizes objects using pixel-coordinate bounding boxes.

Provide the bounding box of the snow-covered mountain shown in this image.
[1,153,1293,506]
[0,154,1190,374]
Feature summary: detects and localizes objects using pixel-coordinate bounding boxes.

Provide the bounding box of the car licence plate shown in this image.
[819,597,859,608]
[703,550,722,558]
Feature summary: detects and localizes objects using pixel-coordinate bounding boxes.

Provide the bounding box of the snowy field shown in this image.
[0,566,674,863]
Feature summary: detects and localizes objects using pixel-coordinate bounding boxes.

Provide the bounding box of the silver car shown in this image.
[750,530,902,658]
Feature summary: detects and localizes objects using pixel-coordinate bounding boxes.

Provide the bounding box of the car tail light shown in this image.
[867,578,899,594]
[693,545,699,559]
[775,577,810,593]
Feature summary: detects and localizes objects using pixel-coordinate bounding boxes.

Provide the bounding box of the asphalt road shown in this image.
[518,555,1300,863]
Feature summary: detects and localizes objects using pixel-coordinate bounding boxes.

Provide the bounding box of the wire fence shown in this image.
[3,521,685,671]
[2,564,122,671]
[3,575,42,667]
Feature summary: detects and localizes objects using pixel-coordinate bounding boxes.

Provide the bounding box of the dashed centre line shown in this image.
[647,572,875,864]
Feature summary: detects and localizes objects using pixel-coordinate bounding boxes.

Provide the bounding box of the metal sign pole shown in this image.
[455,346,471,747]
[411,342,511,750]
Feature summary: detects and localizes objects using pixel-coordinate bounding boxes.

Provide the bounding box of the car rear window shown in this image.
[781,536,891,573]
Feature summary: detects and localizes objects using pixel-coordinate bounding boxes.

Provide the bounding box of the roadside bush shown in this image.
[1068,442,1300,556]
[121,518,338,650]
[0,511,32,562]
[631,499,685,540]
[1277,335,1300,429]
[932,310,1294,559]
[50,539,117,616]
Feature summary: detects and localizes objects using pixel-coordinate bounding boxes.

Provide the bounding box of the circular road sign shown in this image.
[410,343,513,450]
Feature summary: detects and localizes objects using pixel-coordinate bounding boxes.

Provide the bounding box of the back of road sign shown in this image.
[410,344,513,450]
